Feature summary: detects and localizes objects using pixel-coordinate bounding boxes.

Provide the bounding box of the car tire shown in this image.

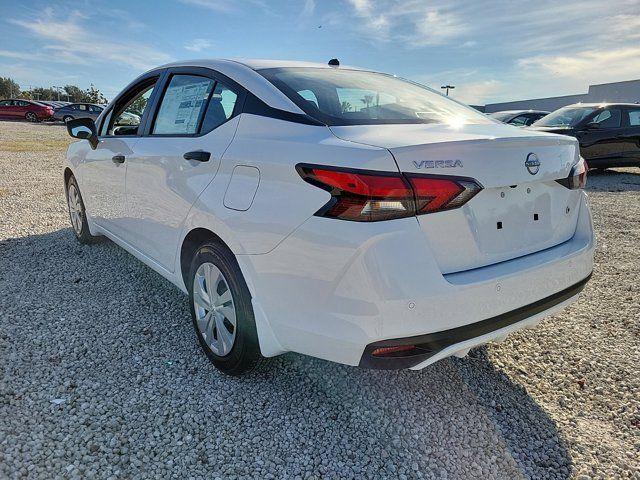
[63,115,74,123]
[25,111,38,122]
[66,175,100,244]
[188,242,263,376]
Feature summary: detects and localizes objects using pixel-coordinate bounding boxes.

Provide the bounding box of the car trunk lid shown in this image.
[330,123,582,273]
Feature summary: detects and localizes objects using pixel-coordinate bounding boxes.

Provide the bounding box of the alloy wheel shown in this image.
[193,262,237,356]
[26,112,37,122]
[67,183,83,234]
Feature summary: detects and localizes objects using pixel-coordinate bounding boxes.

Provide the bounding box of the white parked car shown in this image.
[64,59,594,375]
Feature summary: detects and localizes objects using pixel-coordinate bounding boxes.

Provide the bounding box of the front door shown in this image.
[122,70,241,272]
[82,75,160,238]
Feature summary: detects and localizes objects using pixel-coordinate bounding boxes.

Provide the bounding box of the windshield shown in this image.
[258,67,492,126]
[533,106,598,127]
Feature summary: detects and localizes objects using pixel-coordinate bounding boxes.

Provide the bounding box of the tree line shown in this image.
[0,76,108,104]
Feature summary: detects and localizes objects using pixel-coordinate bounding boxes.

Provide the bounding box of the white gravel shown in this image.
[1,120,639,479]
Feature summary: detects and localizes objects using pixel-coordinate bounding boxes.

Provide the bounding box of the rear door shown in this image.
[622,106,640,163]
[576,107,626,163]
[122,67,243,272]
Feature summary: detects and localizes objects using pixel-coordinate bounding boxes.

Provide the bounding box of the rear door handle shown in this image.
[112,154,125,164]
[183,150,211,162]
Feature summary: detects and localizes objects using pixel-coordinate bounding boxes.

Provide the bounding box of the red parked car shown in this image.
[0,99,54,122]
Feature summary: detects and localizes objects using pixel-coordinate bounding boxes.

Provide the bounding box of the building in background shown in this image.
[480,78,640,113]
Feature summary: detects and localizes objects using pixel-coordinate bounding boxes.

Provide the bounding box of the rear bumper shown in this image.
[242,191,595,367]
[359,273,591,369]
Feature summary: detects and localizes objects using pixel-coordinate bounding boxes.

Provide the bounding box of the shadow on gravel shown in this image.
[0,228,573,479]
[586,168,640,192]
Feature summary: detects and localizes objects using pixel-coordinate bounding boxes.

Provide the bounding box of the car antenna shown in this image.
[328,58,340,67]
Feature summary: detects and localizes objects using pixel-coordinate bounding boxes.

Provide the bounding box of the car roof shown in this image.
[161,58,365,71]
[491,110,550,115]
[564,102,640,108]
[148,58,369,114]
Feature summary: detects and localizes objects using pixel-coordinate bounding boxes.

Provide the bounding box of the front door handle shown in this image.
[112,154,125,164]
[183,150,211,162]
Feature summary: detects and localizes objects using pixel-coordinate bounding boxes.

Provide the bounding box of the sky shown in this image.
[1,0,639,105]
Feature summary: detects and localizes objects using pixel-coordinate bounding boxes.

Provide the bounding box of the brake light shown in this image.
[406,175,482,214]
[556,157,587,190]
[296,164,483,222]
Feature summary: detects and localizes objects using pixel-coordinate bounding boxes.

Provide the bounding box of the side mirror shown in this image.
[66,117,98,149]
[584,122,600,130]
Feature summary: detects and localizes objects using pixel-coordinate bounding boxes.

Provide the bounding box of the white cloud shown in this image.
[412,10,469,46]
[344,0,468,45]
[178,0,236,13]
[518,46,640,85]
[301,0,316,18]
[184,38,214,53]
[9,9,170,71]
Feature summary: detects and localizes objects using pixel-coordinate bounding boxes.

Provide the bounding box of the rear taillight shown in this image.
[557,157,587,190]
[296,164,483,222]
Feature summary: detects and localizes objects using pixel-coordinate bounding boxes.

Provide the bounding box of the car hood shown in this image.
[527,126,577,136]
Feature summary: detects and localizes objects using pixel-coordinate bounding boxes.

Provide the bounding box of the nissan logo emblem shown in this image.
[525,153,540,175]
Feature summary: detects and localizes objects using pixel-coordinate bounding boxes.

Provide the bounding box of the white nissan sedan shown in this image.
[64,59,594,375]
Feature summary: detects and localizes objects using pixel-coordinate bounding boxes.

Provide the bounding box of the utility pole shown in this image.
[441,85,455,96]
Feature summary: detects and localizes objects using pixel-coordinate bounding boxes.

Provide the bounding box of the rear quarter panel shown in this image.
[177,113,400,258]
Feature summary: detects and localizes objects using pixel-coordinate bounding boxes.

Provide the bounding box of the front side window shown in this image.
[259,67,491,126]
[489,112,514,122]
[591,108,621,128]
[509,115,529,126]
[533,107,598,128]
[153,75,214,135]
[107,78,157,136]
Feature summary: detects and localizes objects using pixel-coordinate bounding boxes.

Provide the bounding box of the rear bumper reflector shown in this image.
[358,272,592,370]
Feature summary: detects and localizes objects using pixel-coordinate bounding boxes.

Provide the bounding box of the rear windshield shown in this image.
[258,67,492,126]
[533,107,598,127]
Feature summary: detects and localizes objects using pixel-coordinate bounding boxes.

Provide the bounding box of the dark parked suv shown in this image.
[530,103,640,169]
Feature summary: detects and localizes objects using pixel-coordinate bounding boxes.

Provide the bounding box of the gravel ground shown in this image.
[0,120,638,479]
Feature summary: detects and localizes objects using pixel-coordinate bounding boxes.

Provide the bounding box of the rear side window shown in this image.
[627,109,640,126]
[153,75,215,135]
[200,82,238,133]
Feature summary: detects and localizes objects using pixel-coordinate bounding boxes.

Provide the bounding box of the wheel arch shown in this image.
[63,166,74,187]
[180,227,232,289]
[178,226,286,357]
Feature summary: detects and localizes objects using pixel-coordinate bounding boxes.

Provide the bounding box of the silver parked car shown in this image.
[53,103,104,123]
